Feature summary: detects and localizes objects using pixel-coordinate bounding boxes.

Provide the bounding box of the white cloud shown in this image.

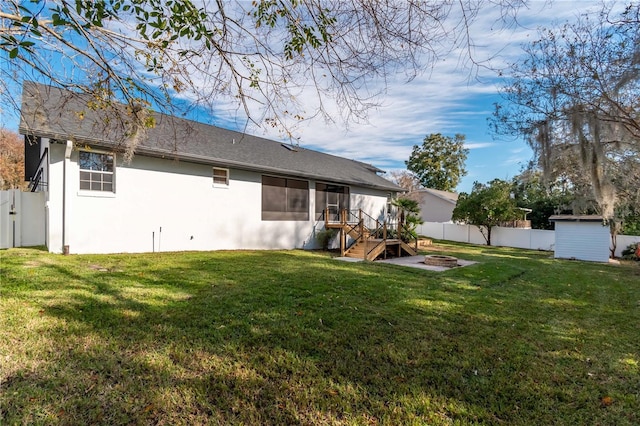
[466,142,497,150]
[3,0,613,192]
[246,0,612,192]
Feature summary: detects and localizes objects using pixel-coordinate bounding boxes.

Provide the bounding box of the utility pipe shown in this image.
[62,140,72,254]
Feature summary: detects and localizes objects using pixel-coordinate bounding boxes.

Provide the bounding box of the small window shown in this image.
[79,150,115,192]
[213,167,229,187]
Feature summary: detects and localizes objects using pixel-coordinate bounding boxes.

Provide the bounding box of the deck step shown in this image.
[327,209,417,261]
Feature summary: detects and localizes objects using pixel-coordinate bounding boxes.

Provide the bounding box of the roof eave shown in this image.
[21,128,400,192]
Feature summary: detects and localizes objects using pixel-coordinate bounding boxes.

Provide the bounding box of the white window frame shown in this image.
[212,167,229,188]
[78,149,115,193]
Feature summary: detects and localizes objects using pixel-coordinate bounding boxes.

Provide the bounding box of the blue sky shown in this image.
[1,1,612,193]
[255,0,611,193]
[241,0,617,193]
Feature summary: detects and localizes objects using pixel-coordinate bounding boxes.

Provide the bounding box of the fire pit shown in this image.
[423,255,458,268]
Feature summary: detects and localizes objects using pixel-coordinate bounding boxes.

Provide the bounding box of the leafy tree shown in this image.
[391,197,423,243]
[510,170,575,230]
[405,133,469,192]
[621,212,640,236]
[491,3,640,229]
[388,170,424,203]
[1,1,525,153]
[0,128,26,190]
[452,179,519,245]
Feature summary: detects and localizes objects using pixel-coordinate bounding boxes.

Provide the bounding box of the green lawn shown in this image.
[1,244,639,425]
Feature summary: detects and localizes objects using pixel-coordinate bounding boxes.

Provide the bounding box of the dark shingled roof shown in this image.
[19,81,401,192]
[549,215,605,222]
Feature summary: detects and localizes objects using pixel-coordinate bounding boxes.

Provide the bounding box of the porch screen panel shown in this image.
[262,176,309,221]
[315,183,349,220]
[287,179,308,214]
[315,183,327,219]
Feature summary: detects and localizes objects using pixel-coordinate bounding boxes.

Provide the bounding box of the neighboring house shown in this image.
[19,82,401,254]
[411,188,458,223]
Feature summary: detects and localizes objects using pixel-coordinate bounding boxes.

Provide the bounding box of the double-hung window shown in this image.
[79,150,115,192]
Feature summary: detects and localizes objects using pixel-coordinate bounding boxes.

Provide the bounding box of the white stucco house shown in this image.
[413,188,458,223]
[19,82,401,255]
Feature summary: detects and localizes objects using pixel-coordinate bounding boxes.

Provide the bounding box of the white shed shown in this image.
[550,215,610,262]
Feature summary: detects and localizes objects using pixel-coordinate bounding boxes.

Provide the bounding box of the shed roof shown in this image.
[549,215,605,222]
[19,81,401,192]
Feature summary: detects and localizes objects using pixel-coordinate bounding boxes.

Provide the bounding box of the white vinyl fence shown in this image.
[0,189,46,249]
[417,222,639,258]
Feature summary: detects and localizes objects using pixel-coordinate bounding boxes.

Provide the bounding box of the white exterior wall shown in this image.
[554,221,611,262]
[44,145,391,254]
[351,186,390,222]
[46,142,67,253]
[419,194,455,223]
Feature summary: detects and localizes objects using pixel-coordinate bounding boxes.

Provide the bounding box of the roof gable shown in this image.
[19,82,401,192]
[416,188,459,204]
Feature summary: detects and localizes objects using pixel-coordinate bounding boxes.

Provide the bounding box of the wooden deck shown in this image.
[325,210,417,261]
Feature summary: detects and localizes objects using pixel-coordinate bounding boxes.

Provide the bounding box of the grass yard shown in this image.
[1,243,639,425]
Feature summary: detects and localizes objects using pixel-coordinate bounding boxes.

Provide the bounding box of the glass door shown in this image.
[316,183,350,221]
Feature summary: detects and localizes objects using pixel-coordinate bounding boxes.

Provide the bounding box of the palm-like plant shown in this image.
[391,197,423,243]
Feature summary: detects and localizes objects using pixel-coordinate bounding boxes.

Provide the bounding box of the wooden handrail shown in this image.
[336,207,417,260]
[28,147,49,192]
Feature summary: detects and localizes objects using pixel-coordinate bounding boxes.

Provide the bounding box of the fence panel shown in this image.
[416,221,637,255]
[0,190,46,249]
[493,227,530,249]
[417,222,445,240]
[615,235,640,258]
[530,230,555,251]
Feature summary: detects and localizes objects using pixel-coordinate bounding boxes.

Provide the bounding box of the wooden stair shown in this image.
[325,209,418,261]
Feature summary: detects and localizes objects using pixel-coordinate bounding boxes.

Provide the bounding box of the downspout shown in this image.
[62,140,73,255]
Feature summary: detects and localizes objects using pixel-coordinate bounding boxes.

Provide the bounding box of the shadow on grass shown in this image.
[2,249,639,425]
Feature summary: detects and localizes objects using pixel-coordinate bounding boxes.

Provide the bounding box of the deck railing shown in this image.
[324,208,418,258]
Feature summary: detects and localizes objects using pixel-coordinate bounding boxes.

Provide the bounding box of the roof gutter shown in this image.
[18,128,401,192]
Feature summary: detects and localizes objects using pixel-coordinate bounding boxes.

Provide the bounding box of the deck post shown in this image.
[359,211,366,260]
[363,232,367,260]
[324,208,329,227]
[383,222,388,259]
